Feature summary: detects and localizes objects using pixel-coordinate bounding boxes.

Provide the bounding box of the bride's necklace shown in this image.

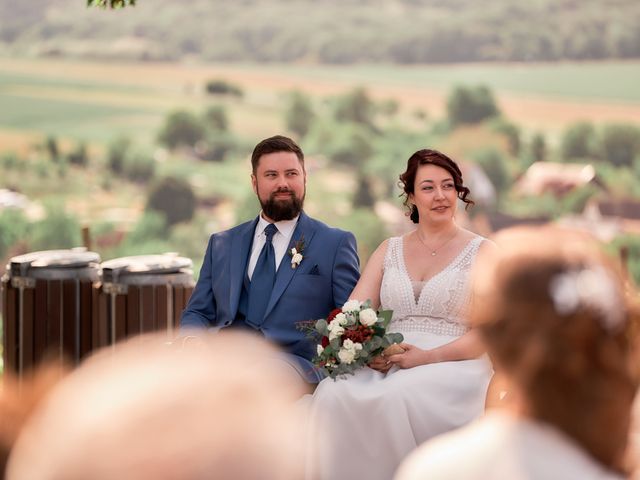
[416,228,459,256]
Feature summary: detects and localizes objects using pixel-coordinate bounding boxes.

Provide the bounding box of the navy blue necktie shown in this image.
[247,223,278,327]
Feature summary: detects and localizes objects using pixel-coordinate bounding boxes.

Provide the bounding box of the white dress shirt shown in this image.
[247,214,299,280]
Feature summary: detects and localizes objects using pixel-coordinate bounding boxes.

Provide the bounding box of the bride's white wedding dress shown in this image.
[308,236,493,480]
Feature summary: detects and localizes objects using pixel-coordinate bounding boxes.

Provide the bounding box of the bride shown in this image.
[308,149,493,480]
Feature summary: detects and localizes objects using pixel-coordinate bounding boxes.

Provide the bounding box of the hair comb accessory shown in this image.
[549,265,624,333]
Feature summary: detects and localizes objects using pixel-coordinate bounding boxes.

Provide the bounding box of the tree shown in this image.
[284,90,315,138]
[107,136,130,174]
[561,122,596,160]
[530,132,547,162]
[87,0,136,8]
[334,87,376,129]
[447,85,500,125]
[67,141,89,166]
[353,174,375,209]
[158,110,206,150]
[326,124,374,168]
[123,151,156,183]
[0,209,29,261]
[473,148,511,198]
[31,204,82,251]
[490,119,520,156]
[146,177,196,226]
[45,135,59,162]
[204,79,243,98]
[203,105,229,132]
[599,123,640,167]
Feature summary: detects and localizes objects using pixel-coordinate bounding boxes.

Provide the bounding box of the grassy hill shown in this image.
[1,0,640,63]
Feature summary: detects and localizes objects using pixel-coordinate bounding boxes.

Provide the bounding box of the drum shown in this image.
[93,254,194,348]
[1,249,100,375]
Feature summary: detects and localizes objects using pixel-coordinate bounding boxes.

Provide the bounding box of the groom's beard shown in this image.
[260,188,304,221]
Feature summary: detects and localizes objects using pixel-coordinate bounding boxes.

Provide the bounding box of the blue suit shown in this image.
[180,211,360,382]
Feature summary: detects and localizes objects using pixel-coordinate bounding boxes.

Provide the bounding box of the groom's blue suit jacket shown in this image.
[180,211,360,382]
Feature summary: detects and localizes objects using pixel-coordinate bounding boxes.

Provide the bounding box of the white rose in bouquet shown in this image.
[338,347,356,364]
[328,320,345,341]
[334,312,348,325]
[359,308,378,326]
[342,300,361,313]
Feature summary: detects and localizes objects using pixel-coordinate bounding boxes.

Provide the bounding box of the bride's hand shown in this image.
[387,343,431,369]
[368,354,393,373]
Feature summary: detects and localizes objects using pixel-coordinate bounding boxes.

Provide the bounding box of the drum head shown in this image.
[101,254,192,276]
[10,249,101,276]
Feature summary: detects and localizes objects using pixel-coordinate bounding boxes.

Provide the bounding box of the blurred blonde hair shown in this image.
[0,364,67,477]
[471,225,637,472]
[7,331,307,480]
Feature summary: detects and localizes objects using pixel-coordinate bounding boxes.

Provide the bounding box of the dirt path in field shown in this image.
[2,57,640,132]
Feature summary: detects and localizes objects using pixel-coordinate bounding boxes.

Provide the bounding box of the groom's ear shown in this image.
[250,174,257,194]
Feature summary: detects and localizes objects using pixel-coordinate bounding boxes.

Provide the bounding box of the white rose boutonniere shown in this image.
[289,235,305,269]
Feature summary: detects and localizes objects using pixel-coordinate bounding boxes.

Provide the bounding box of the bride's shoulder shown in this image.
[368,236,400,264]
[461,230,496,252]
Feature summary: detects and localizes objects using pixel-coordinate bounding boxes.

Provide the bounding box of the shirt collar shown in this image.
[256,213,300,238]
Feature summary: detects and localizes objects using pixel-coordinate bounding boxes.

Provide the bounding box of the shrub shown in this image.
[204,79,243,97]
[158,110,206,150]
[472,147,511,196]
[489,118,520,156]
[31,203,82,251]
[447,85,500,125]
[67,141,89,167]
[599,123,640,167]
[284,90,315,138]
[353,174,376,209]
[326,124,374,168]
[45,135,59,162]
[146,176,196,226]
[0,209,29,260]
[530,132,547,162]
[203,105,229,132]
[333,87,376,128]
[123,151,156,183]
[197,131,237,162]
[561,122,596,161]
[107,136,131,174]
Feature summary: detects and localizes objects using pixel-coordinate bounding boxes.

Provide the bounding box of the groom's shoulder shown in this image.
[211,218,255,242]
[305,214,354,240]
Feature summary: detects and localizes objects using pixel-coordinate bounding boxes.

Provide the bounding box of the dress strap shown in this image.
[382,237,402,271]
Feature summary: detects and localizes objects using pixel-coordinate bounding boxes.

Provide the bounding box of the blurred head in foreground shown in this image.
[472,226,636,470]
[7,331,307,480]
[0,365,67,477]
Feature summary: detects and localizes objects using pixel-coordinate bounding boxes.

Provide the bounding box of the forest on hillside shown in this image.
[1,0,640,63]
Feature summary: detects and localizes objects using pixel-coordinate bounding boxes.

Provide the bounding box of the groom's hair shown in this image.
[251,135,304,174]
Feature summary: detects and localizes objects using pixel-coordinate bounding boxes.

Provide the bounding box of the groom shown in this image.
[180,135,360,384]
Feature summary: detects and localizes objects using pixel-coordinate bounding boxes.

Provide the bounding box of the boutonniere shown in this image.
[289,236,305,269]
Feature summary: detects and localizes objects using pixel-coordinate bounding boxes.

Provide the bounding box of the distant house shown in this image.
[558,198,640,241]
[0,188,29,210]
[459,162,496,207]
[514,162,605,197]
[471,211,551,237]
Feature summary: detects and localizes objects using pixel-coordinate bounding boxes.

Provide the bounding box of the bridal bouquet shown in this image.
[308,300,403,379]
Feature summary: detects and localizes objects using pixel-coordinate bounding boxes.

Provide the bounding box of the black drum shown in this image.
[93,254,194,348]
[1,249,100,375]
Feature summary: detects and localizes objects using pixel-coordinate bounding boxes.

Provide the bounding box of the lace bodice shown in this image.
[380,235,484,337]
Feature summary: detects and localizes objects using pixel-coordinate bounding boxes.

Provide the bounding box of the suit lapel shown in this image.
[264,212,317,319]
[229,217,258,317]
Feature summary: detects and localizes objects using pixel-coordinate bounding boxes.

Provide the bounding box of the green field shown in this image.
[229,61,640,103]
[1,57,639,149]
